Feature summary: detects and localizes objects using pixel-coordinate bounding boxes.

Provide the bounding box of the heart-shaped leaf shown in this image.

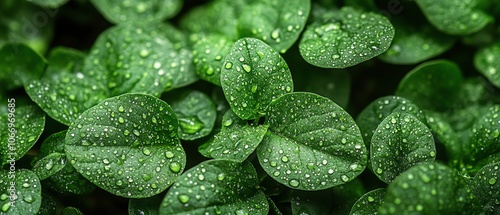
[221,37,293,120]
[65,93,185,198]
[159,160,268,215]
[257,92,367,190]
[90,0,182,24]
[0,169,41,214]
[299,6,394,68]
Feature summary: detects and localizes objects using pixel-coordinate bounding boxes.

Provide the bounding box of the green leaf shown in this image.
[379,18,456,65]
[468,105,500,167]
[64,94,185,198]
[205,110,269,162]
[471,161,500,214]
[32,152,66,180]
[425,111,463,163]
[0,169,41,214]
[396,60,463,111]
[356,96,426,151]
[0,104,45,165]
[415,0,491,35]
[221,37,293,120]
[0,43,46,90]
[192,35,233,86]
[129,195,162,215]
[61,207,84,215]
[237,0,310,53]
[474,42,500,88]
[299,6,394,68]
[37,193,56,215]
[349,188,386,215]
[89,0,182,24]
[257,92,367,190]
[371,112,436,183]
[167,90,217,141]
[29,0,68,8]
[378,163,475,215]
[159,160,268,215]
[37,131,96,194]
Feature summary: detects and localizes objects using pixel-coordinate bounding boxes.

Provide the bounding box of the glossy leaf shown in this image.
[206,110,269,162]
[32,152,66,180]
[192,35,233,86]
[238,0,310,53]
[90,0,182,24]
[378,163,475,215]
[425,111,462,163]
[65,94,185,198]
[299,6,394,68]
[396,60,463,111]
[371,112,436,183]
[221,37,293,120]
[159,160,268,215]
[0,104,45,165]
[471,161,500,215]
[257,92,367,190]
[468,105,500,167]
[474,42,500,88]
[349,188,386,215]
[416,0,491,35]
[0,43,46,90]
[0,169,41,214]
[168,90,217,140]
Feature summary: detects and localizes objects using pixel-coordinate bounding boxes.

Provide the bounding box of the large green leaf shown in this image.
[378,163,475,214]
[0,169,41,215]
[396,60,463,111]
[474,42,500,88]
[471,161,500,214]
[415,0,491,35]
[159,160,268,215]
[238,0,310,53]
[257,92,367,190]
[371,112,436,183]
[64,94,185,198]
[90,0,182,24]
[299,6,394,68]
[221,37,293,120]
[349,188,386,215]
[205,110,269,162]
[0,43,46,90]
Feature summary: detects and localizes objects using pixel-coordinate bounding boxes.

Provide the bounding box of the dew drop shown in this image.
[133,130,140,137]
[22,183,30,188]
[116,180,123,186]
[0,194,7,201]
[251,85,258,93]
[242,64,251,72]
[367,196,375,202]
[169,162,181,173]
[45,160,54,170]
[341,175,350,182]
[271,29,280,39]
[179,116,204,134]
[178,195,190,204]
[225,62,233,69]
[118,106,125,112]
[217,173,225,181]
[281,156,289,163]
[289,179,300,187]
[489,178,497,185]
[139,49,149,57]
[223,118,233,127]
[1,203,10,212]
[198,174,205,181]
[165,151,175,158]
[23,195,34,203]
[142,148,151,156]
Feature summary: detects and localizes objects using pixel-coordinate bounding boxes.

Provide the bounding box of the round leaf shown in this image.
[167,90,217,140]
[371,112,436,183]
[32,152,66,180]
[65,94,186,198]
[237,0,310,53]
[90,0,182,24]
[257,92,367,190]
[206,110,269,162]
[349,188,386,215]
[192,35,233,86]
[0,169,41,214]
[396,60,463,111]
[471,161,500,214]
[299,6,394,68]
[159,160,268,215]
[416,0,491,35]
[474,42,500,88]
[221,37,294,120]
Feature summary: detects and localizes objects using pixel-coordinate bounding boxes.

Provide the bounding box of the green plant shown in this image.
[1,0,500,214]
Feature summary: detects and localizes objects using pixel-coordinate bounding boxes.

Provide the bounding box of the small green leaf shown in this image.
[371,112,436,183]
[474,42,500,88]
[257,92,367,190]
[0,104,45,165]
[356,96,426,150]
[159,160,268,215]
[468,105,500,166]
[192,35,233,86]
[32,152,66,180]
[221,37,293,120]
[349,188,386,215]
[167,90,217,141]
[0,43,46,90]
[396,60,463,111]
[379,18,456,65]
[90,0,182,24]
[29,0,68,8]
[238,0,310,53]
[128,195,162,215]
[416,0,491,35]
[471,161,500,215]
[425,111,462,163]
[206,110,269,162]
[37,131,96,194]
[0,169,41,215]
[65,94,185,198]
[299,6,394,68]
[378,163,475,215]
